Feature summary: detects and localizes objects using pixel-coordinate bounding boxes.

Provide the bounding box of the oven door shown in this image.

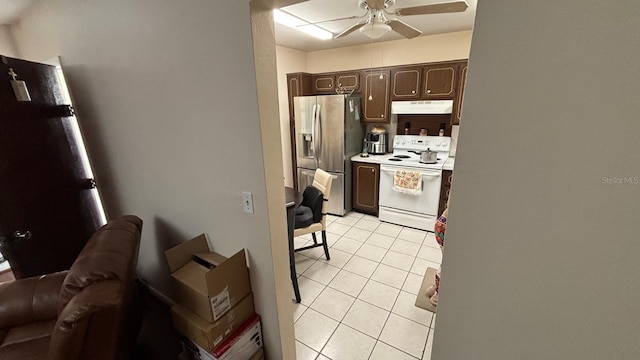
[379,164,442,216]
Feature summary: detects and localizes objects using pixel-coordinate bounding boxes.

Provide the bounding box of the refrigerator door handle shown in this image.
[316,104,323,165]
[310,104,317,164]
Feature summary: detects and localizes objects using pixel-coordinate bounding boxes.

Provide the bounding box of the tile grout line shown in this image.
[295,213,435,360]
[312,218,386,360]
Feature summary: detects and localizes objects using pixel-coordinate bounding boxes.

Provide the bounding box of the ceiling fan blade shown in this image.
[303,12,368,26]
[387,19,422,39]
[367,0,386,10]
[334,22,367,39]
[395,0,469,16]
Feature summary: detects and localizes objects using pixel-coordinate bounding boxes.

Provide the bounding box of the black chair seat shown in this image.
[294,206,314,229]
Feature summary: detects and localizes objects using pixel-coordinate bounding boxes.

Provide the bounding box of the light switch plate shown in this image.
[242,191,254,214]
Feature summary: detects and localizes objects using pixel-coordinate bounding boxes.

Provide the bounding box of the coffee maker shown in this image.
[365,131,388,154]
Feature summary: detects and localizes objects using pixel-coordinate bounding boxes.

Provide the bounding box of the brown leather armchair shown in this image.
[0,215,143,360]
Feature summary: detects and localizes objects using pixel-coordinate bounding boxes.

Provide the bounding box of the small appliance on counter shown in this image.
[365,126,387,155]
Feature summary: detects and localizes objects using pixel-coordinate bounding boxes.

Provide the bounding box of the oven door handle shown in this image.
[380,168,441,177]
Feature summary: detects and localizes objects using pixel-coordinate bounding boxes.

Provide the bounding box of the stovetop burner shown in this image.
[417,158,443,164]
[388,158,402,162]
[393,155,411,159]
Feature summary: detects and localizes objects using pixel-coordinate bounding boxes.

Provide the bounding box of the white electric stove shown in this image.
[378,135,451,231]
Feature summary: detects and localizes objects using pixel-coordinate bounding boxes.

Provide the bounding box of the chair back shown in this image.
[311,169,333,227]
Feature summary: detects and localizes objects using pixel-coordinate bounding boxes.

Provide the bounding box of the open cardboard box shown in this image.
[165,234,251,322]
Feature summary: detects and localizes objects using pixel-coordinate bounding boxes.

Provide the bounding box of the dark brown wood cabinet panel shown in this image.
[422,63,457,99]
[361,70,391,123]
[352,162,380,215]
[335,72,359,90]
[312,74,335,94]
[287,73,312,120]
[452,62,468,125]
[438,170,453,216]
[391,66,421,100]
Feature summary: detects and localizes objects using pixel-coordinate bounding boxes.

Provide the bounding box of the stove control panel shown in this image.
[393,135,450,151]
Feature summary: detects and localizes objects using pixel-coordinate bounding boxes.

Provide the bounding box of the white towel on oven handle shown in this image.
[392,170,422,196]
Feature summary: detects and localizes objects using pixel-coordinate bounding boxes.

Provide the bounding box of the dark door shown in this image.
[0,55,104,279]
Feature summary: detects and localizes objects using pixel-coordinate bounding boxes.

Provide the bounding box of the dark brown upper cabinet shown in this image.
[361,70,391,123]
[335,72,360,91]
[452,61,468,125]
[422,63,457,99]
[312,74,335,94]
[287,73,312,120]
[391,66,422,100]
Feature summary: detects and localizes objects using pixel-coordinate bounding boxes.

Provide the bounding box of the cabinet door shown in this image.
[287,74,301,120]
[438,170,453,216]
[452,62,468,125]
[352,162,380,215]
[312,74,335,94]
[422,63,457,99]
[287,73,312,119]
[335,72,359,90]
[391,66,421,100]
[362,70,391,123]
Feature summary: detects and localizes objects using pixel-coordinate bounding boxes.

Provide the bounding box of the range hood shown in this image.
[391,100,453,115]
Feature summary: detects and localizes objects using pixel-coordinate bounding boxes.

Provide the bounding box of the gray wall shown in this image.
[10,0,292,357]
[434,1,640,359]
[0,25,17,56]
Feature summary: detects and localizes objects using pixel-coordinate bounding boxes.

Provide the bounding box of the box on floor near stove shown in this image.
[190,314,263,360]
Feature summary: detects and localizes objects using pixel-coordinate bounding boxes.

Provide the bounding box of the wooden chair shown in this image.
[289,168,333,302]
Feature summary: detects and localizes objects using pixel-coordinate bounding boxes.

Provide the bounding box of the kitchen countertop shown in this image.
[443,157,455,171]
[350,153,391,164]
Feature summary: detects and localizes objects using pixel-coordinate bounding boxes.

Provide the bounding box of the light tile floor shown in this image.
[292,211,441,360]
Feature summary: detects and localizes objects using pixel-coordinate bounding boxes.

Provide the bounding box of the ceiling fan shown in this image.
[330,0,469,40]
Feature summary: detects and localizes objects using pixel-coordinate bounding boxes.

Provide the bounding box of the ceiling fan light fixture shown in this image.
[273,9,333,40]
[359,21,391,39]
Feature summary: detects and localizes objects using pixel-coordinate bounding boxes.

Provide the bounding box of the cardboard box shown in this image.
[197,314,263,360]
[165,234,251,322]
[172,293,255,352]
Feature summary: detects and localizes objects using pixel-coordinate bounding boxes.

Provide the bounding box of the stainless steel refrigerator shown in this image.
[294,94,364,216]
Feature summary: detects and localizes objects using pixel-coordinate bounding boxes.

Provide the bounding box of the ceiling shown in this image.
[274,0,477,52]
[0,0,475,53]
[0,0,34,25]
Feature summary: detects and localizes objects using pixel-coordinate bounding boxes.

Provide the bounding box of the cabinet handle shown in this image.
[381,114,385,118]
[411,90,416,94]
[338,83,342,86]
[329,84,332,87]
[371,168,374,172]
[427,89,431,94]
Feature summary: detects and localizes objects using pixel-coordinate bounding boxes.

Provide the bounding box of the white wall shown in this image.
[433,2,640,359]
[276,30,472,182]
[11,0,291,358]
[0,25,18,56]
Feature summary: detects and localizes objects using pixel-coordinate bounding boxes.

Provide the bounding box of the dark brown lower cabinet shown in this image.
[438,170,453,216]
[352,162,380,215]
